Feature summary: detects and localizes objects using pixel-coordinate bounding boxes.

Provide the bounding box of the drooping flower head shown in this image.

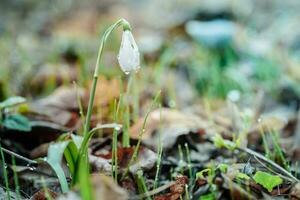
[118,30,140,74]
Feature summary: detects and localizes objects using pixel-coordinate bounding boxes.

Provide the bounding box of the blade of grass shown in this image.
[122,91,161,179]
[78,148,94,200]
[74,82,85,135]
[154,104,163,190]
[47,141,70,193]
[112,97,122,181]
[136,169,152,200]
[11,155,21,200]
[63,141,79,177]
[184,143,192,179]
[178,144,184,175]
[270,130,290,171]
[0,143,11,200]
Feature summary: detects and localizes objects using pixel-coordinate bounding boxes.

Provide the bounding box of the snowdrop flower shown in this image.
[118,30,140,74]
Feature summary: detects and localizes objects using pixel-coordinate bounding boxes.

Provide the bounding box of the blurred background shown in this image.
[2,1,300,198]
[1,0,300,113]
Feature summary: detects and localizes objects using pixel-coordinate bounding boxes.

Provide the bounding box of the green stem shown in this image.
[184,143,192,179]
[81,76,98,150]
[79,18,130,154]
[74,18,131,185]
[0,144,11,200]
[122,74,133,147]
[11,156,21,200]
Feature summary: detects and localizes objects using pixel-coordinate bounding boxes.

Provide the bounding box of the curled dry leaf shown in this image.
[91,174,128,200]
[30,86,86,128]
[30,143,50,158]
[29,63,78,96]
[290,183,300,200]
[130,108,211,149]
[92,144,156,175]
[154,175,188,200]
[31,189,58,200]
[129,146,157,174]
[89,154,112,175]
[247,107,295,146]
[57,174,128,200]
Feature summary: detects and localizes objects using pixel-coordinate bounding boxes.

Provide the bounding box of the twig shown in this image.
[1,146,37,165]
[130,181,175,200]
[253,155,293,182]
[239,147,299,183]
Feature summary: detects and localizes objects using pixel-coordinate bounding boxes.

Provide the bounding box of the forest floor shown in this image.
[1,1,300,199]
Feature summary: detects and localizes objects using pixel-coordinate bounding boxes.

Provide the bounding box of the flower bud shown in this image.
[118,30,140,74]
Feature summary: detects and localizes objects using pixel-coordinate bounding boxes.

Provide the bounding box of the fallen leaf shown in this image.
[31,189,58,200]
[253,171,283,192]
[57,174,128,200]
[93,144,156,175]
[3,114,31,132]
[30,86,86,128]
[91,174,128,200]
[290,183,300,200]
[0,96,26,109]
[130,108,210,149]
[154,175,188,200]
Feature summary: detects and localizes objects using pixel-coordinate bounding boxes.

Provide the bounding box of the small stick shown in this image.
[253,155,293,182]
[1,147,37,165]
[239,147,299,183]
[130,181,175,200]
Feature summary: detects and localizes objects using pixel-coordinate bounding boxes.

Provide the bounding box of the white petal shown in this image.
[118,30,140,74]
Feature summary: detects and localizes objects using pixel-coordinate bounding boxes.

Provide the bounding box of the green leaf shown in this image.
[0,96,26,109]
[213,134,237,150]
[253,171,283,192]
[196,168,212,179]
[63,141,79,177]
[3,114,31,132]
[47,139,80,193]
[48,133,81,187]
[199,193,215,200]
[47,142,70,193]
[236,172,250,180]
[218,164,228,173]
[71,134,83,149]
[78,147,94,200]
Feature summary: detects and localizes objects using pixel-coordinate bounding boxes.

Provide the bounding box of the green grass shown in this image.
[260,127,290,171]
[11,155,21,200]
[178,144,184,175]
[122,91,161,179]
[112,98,122,181]
[136,169,152,200]
[154,105,163,190]
[0,144,11,200]
[185,143,193,179]
[269,130,290,171]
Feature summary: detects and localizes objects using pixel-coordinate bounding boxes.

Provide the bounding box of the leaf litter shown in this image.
[1,0,300,200]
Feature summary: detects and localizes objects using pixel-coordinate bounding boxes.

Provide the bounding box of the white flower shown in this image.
[118,30,140,74]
